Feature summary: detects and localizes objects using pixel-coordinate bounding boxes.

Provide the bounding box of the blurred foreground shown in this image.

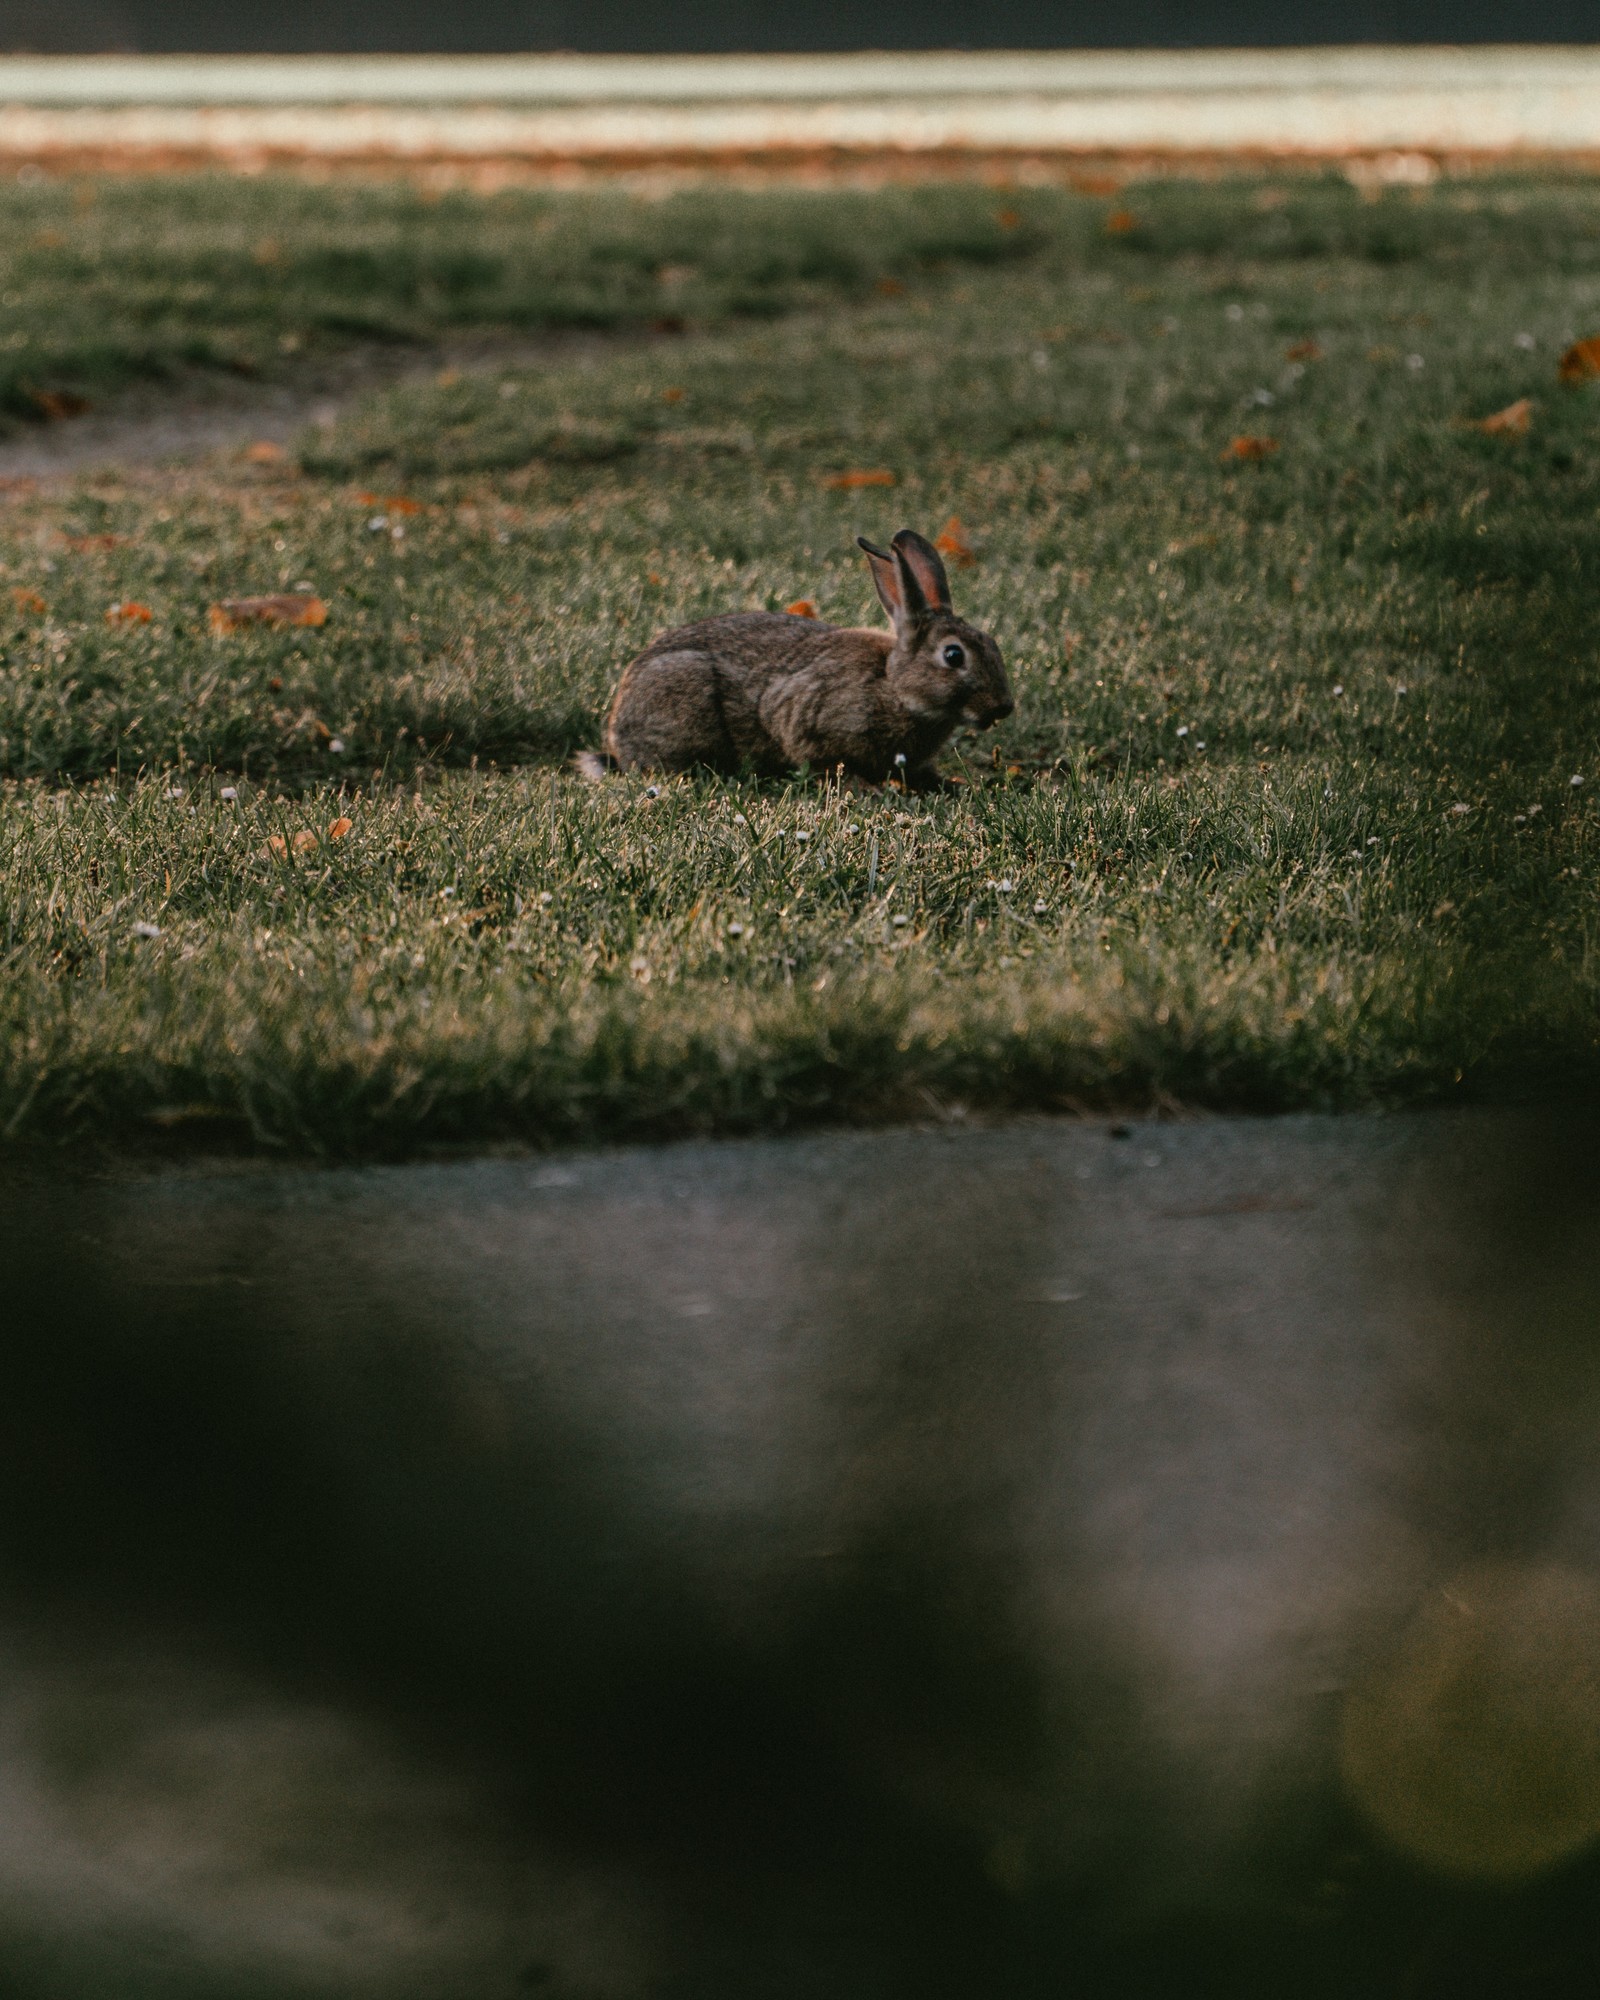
[2,1108,1598,1996]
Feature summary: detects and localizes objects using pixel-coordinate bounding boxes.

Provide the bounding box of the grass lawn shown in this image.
[0,170,1597,1155]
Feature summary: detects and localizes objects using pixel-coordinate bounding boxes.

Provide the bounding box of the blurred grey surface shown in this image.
[2,1109,1598,1996]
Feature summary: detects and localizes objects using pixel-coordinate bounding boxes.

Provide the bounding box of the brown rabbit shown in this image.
[576,528,1012,786]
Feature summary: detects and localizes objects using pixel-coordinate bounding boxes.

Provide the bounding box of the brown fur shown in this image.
[584,529,1013,784]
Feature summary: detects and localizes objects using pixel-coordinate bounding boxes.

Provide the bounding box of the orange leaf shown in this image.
[1559,335,1600,384]
[10,586,45,615]
[105,600,153,624]
[1285,339,1323,362]
[31,389,90,420]
[327,816,354,841]
[244,439,286,464]
[661,385,685,402]
[208,593,328,634]
[353,492,423,515]
[66,532,125,552]
[1104,209,1138,235]
[995,207,1021,231]
[264,834,287,857]
[784,598,819,618]
[1222,435,1280,462]
[824,469,896,489]
[292,829,317,852]
[1477,397,1532,436]
[874,276,906,295]
[934,516,976,567]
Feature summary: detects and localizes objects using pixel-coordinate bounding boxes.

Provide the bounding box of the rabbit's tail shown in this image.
[572,749,618,781]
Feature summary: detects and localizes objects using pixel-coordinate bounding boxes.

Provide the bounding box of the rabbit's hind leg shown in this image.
[607,651,736,773]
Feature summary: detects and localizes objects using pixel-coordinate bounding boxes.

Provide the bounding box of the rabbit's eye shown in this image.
[941,643,966,669]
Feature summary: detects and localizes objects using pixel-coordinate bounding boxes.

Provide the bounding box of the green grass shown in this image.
[1,170,1597,1155]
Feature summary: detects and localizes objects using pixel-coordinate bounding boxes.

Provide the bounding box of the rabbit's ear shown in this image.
[858,536,911,636]
[891,528,952,615]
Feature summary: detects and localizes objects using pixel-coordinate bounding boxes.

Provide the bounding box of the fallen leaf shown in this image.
[1222,435,1280,462]
[292,829,317,852]
[105,600,153,623]
[65,533,125,552]
[784,598,819,618]
[1559,335,1600,384]
[661,385,685,402]
[353,492,423,515]
[33,228,63,249]
[264,834,287,857]
[252,237,284,266]
[10,586,45,614]
[1104,208,1138,235]
[646,571,664,586]
[31,389,90,420]
[327,816,354,840]
[436,367,461,387]
[1286,338,1323,361]
[244,439,286,464]
[874,276,906,295]
[1477,396,1533,436]
[934,516,977,566]
[824,469,896,489]
[208,593,328,634]
[996,207,1021,230]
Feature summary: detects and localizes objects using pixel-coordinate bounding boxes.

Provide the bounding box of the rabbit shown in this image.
[575,528,1012,787]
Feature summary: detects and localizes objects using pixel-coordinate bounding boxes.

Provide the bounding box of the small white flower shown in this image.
[795,830,810,842]
[1251,387,1275,406]
[1195,740,1206,749]
[892,914,909,927]
[1225,303,1245,322]
[1571,774,1585,787]
[219,785,238,802]
[1451,803,1472,815]
[894,752,907,766]
[846,824,860,834]
[496,529,511,544]
[538,890,553,906]
[1514,814,1527,825]
[1515,331,1536,350]
[1176,724,1189,737]
[1033,898,1048,914]
[732,812,747,825]
[1367,836,1381,845]
[644,784,659,798]
[132,921,162,939]
[498,380,519,398]
[390,524,405,541]
[1332,685,1344,697]
[367,516,387,533]
[1396,685,1407,696]
[727,920,744,937]
[328,737,345,755]
[997,879,1014,894]
[1406,353,1425,371]
[166,785,185,799]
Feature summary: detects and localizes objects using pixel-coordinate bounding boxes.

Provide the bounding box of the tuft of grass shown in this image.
[0,170,1597,1154]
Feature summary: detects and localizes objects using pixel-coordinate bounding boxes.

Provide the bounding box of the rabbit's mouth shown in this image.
[962,700,1013,729]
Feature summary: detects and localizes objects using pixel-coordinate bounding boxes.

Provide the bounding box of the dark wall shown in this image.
[7,1,1600,55]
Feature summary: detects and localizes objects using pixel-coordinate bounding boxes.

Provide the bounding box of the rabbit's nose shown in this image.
[992,696,1014,722]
